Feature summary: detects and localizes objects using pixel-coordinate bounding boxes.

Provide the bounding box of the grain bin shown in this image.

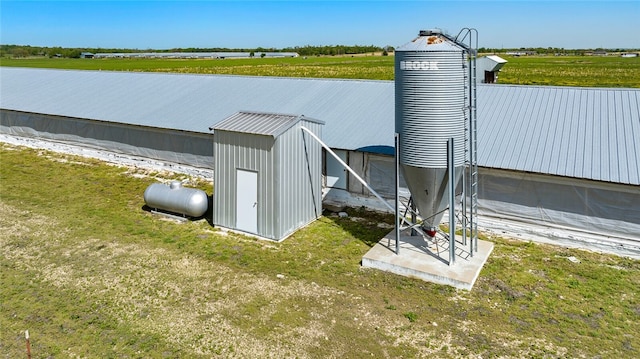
[395,29,468,233]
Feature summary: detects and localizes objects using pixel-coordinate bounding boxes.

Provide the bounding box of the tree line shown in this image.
[478,46,639,55]
[281,45,386,56]
[0,44,389,58]
[3,44,637,59]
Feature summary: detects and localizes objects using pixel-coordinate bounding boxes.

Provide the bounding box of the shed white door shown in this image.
[326,149,347,189]
[236,169,258,233]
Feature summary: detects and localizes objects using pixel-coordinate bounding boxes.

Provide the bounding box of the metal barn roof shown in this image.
[0,67,392,153]
[92,52,299,59]
[477,85,640,186]
[1,67,639,185]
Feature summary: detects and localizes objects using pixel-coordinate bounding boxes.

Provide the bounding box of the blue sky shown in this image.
[1,1,638,50]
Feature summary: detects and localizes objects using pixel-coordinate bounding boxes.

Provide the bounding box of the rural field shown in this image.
[2,52,639,357]
[1,54,640,87]
[1,144,639,358]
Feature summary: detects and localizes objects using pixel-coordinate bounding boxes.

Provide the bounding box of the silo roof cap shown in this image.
[396,30,465,52]
[419,29,442,36]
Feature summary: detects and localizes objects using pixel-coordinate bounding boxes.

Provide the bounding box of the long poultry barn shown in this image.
[1,67,638,253]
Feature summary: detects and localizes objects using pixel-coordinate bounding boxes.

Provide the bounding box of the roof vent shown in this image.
[419,29,441,36]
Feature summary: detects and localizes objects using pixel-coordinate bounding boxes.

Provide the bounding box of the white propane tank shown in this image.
[143,181,208,217]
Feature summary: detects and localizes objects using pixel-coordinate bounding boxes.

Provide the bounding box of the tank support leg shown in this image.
[395,133,401,254]
[448,138,456,265]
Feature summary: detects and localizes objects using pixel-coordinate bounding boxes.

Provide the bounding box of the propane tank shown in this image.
[143,181,208,217]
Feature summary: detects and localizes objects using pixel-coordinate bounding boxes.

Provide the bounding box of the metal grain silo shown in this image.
[395,29,468,233]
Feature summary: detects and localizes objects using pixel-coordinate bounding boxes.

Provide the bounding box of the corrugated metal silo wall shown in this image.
[395,50,467,167]
[213,131,276,238]
[273,121,323,239]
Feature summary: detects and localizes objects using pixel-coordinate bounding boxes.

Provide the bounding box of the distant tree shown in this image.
[47,47,63,58]
[12,47,30,58]
[65,49,82,58]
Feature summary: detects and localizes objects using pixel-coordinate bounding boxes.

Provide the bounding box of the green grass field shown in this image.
[1,144,639,358]
[497,55,640,87]
[2,54,639,87]
[0,55,395,80]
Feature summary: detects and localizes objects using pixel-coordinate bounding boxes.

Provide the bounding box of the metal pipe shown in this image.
[411,200,418,236]
[301,126,431,257]
[448,138,456,265]
[300,126,395,213]
[462,169,467,246]
[395,133,400,254]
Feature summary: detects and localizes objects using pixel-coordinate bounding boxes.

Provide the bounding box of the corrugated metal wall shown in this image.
[274,120,323,239]
[213,131,275,237]
[1,110,213,167]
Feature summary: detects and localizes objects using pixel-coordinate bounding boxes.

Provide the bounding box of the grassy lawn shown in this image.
[2,54,639,87]
[0,55,395,80]
[497,55,640,88]
[1,144,639,358]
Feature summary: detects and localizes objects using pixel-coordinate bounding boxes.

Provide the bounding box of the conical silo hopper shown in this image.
[395,30,468,234]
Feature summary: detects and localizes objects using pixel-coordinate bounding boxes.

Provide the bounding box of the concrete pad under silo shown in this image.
[362,230,493,290]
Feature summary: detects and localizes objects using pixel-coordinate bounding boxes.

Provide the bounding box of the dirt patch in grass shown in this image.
[0,202,417,357]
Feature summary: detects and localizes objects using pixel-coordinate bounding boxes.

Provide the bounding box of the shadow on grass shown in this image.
[321,206,394,248]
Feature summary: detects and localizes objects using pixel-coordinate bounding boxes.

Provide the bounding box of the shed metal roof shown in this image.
[213,111,322,137]
[484,55,507,64]
[1,67,638,185]
[477,55,508,72]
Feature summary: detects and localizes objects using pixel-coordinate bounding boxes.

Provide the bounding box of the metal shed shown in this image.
[211,111,324,241]
[477,55,507,83]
